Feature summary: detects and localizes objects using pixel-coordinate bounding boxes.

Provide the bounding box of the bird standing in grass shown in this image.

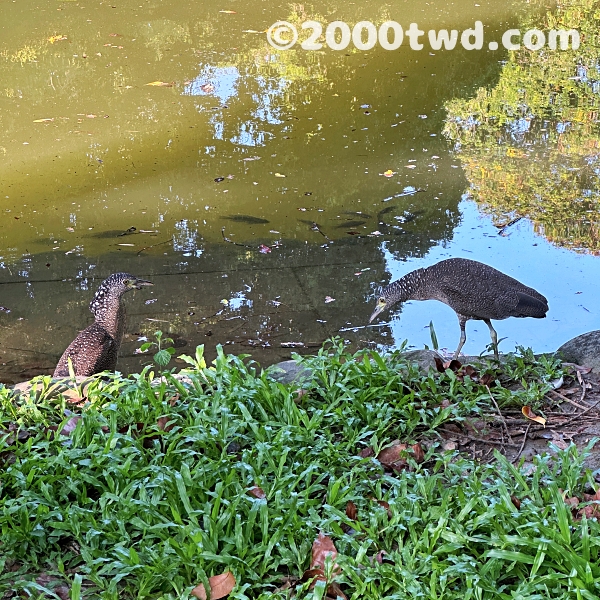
[369,258,548,359]
[54,273,153,377]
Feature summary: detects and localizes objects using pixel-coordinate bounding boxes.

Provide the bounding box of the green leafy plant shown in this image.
[139,330,175,368]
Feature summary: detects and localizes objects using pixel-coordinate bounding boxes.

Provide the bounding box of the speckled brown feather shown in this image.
[53,273,152,377]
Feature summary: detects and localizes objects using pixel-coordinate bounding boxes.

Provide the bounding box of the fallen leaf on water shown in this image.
[33,118,54,123]
[219,9,237,13]
[191,571,236,600]
[248,486,266,499]
[145,81,174,87]
[405,164,416,169]
[274,172,286,177]
[48,35,67,43]
[522,406,546,426]
[243,29,264,33]
[382,169,396,177]
[200,83,215,93]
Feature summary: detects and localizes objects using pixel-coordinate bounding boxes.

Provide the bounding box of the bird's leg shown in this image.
[483,318,499,360]
[453,315,468,360]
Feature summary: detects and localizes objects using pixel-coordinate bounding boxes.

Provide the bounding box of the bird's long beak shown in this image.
[369,301,387,323]
[133,279,153,289]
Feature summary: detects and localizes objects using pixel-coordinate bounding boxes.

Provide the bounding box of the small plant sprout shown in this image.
[138,330,175,368]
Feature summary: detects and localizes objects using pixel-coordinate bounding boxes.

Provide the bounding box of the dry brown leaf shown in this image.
[510,495,521,510]
[358,447,374,458]
[345,501,357,521]
[522,406,546,426]
[377,440,408,468]
[191,571,236,600]
[311,532,339,573]
[157,416,175,432]
[145,81,174,87]
[411,442,425,463]
[248,486,266,499]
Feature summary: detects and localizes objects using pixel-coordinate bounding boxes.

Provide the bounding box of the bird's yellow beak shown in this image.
[131,279,153,289]
[369,298,387,323]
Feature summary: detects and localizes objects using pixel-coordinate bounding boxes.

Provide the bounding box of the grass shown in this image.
[0,341,599,599]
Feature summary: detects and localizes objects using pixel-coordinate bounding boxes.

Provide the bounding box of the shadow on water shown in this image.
[0,219,454,383]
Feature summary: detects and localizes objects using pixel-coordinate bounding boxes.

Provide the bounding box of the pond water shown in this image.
[1,0,599,382]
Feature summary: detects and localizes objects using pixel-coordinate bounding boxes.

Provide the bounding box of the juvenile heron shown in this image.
[369,258,548,359]
[54,273,153,377]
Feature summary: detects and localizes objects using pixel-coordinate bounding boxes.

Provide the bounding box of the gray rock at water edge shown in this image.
[557,331,600,373]
[267,360,313,385]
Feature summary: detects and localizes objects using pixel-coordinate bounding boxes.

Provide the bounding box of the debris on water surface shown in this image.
[223,215,269,224]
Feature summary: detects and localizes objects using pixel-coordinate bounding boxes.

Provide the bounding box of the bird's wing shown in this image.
[54,324,117,377]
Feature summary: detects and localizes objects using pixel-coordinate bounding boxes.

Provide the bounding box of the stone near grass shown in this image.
[556,331,600,372]
[267,360,312,385]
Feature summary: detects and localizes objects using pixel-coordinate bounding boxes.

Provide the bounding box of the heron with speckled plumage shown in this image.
[53,273,153,377]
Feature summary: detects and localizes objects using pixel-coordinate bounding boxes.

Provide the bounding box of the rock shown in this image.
[267,360,312,385]
[557,331,600,372]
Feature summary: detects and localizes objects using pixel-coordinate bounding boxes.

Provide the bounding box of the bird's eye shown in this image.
[123,279,130,285]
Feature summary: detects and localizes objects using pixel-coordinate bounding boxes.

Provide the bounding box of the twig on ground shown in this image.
[438,428,520,448]
[549,389,590,411]
[487,385,514,445]
[512,423,531,464]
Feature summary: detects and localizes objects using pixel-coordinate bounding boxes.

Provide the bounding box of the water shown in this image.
[1,0,598,383]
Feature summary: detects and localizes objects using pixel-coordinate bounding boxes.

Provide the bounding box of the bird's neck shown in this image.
[388,268,430,303]
[93,294,126,341]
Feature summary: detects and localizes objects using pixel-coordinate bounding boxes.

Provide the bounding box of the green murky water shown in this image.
[1,0,599,383]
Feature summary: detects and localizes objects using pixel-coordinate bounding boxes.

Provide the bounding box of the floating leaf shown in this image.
[522,406,546,426]
[33,117,54,123]
[219,9,237,13]
[48,35,67,43]
[274,172,286,177]
[145,81,174,87]
[382,169,395,177]
[191,571,236,600]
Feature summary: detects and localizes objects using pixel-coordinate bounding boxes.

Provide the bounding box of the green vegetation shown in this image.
[444,0,600,253]
[1,342,598,599]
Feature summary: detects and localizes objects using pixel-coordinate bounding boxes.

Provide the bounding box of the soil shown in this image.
[438,368,600,474]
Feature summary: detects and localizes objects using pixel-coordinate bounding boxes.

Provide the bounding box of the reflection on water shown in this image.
[0,0,599,382]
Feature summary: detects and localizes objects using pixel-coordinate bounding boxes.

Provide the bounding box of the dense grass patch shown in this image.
[1,343,599,599]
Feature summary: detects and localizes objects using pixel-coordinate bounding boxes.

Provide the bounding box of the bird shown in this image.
[53,273,153,377]
[369,258,548,360]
